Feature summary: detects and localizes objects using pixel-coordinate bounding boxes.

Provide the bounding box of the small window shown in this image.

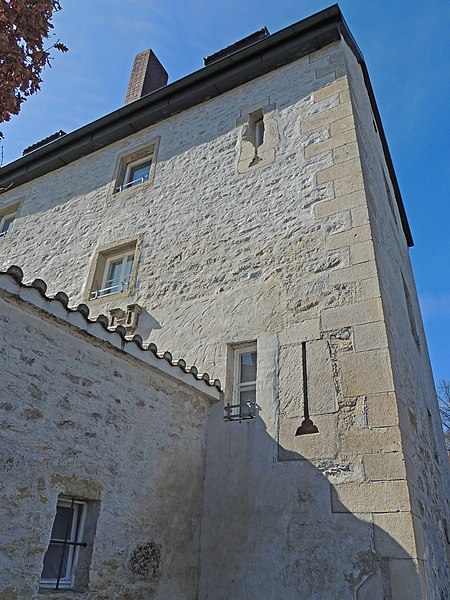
[86,237,140,302]
[40,498,87,590]
[91,250,134,299]
[118,157,152,192]
[112,139,159,195]
[225,345,257,421]
[0,203,20,238]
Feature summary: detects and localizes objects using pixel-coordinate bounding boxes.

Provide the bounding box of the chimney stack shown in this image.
[125,49,168,105]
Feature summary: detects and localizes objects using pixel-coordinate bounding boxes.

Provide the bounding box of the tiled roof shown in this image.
[0,266,222,393]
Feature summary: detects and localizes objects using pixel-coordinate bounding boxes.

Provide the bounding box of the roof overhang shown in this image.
[0,4,413,246]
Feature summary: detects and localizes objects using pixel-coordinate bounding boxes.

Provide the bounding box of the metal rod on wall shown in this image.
[295,341,319,436]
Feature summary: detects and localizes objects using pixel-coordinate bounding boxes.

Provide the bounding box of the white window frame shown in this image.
[40,498,87,590]
[91,251,135,299]
[117,156,152,192]
[0,210,17,237]
[229,345,257,419]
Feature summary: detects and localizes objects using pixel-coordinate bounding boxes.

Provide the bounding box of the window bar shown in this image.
[295,341,319,436]
[55,497,75,590]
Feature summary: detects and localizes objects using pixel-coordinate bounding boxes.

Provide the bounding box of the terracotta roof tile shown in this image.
[1,265,222,393]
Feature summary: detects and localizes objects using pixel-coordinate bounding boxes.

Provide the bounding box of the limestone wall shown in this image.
[342,41,450,598]
[0,273,217,600]
[0,35,448,599]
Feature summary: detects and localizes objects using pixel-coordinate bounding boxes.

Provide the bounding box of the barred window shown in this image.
[40,498,87,590]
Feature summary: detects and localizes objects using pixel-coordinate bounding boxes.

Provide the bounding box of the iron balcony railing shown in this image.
[115,173,149,193]
[90,277,130,300]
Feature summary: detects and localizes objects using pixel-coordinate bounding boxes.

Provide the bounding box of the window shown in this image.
[225,345,257,420]
[0,203,20,237]
[118,157,152,192]
[237,102,279,173]
[91,251,134,299]
[112,139,159,195]
[86,237,141,302]
[40,498,87,590]
[254,115,265,150]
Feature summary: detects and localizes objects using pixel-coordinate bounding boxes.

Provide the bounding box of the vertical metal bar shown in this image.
[301,341,310,420]
[295,341,319,435]
[55,498,74,590]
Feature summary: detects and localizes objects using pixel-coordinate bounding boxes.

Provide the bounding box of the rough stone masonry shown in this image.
[0,6,448,599]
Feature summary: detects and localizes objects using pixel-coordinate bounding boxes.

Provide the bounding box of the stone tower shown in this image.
[0,5,448,599]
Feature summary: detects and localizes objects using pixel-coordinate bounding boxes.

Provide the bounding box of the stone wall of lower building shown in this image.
[0,273,218,600]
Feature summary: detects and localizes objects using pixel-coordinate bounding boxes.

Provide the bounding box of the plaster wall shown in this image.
[0,279,215,600]
[0,36,447,598]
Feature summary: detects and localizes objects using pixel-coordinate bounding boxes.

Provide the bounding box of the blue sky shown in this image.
[1,0,449,384]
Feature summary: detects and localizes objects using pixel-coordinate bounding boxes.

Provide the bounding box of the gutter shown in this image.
[0,4,412,246]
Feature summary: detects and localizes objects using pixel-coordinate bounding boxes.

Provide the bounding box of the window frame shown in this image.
[118,156,152,192]
[0,210,17,237]
[111,138,159,196]
[40,497,87,590]
[253,113,265,150]
[0,201,21,238]
[95,251,135,299]
[225,343,257,421]
[85,236,142,304]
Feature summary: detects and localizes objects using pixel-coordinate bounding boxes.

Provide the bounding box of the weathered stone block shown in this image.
[340,427,402,456]
[350,240,375,265]
[321,298,384,331]
[339,349,394,396]
[357,277,381,301]
[363,452,406,481]
[366,392,399,427]
[313,76,348,101]
[325,224,372,251]
[373,512,417,558]
[301,102,353,133]
[334,170,365,196]
[330,115,355,136]
[317,157,362,185]
[315,61,346,79]
[278,319,320,346]
[331,480,410,513]
[333,141,359,164]
[304,128,357,158]
[354,321,388,352]
[314,190,365,219]
[351,205,370,227]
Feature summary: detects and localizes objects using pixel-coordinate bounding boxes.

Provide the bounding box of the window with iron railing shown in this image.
[225,345,257,421]
[116,158,152,192]
[90,252,135,299]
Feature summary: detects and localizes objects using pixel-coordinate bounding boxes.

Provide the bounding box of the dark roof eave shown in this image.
[0,4,413,246]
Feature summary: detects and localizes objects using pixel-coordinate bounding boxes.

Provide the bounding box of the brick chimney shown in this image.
[125,49,168,105]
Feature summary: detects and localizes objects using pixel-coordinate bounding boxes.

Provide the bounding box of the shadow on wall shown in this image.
[199,408,425,600]
[9,52,343,218]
